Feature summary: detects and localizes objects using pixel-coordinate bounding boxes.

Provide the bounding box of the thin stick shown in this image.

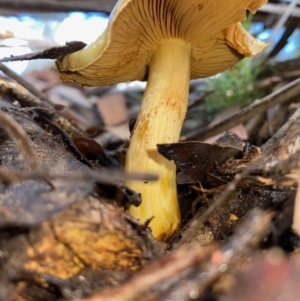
[0,167,158,185]
[0,78,47,108]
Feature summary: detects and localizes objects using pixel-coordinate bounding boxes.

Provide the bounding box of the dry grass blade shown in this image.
[0,110,37,169]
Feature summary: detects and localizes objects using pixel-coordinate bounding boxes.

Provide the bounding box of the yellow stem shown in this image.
[125,39,191,240]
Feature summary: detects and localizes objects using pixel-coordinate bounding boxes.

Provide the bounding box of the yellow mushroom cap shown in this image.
[56,0,268,86]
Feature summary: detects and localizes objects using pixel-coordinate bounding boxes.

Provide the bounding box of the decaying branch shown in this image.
[0,63,52,105]
[0,78,47,108]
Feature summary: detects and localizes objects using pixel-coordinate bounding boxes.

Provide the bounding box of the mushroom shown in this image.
[56,0,268,240]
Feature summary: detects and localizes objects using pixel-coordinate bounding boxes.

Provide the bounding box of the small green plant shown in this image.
[202,14,264,114]
[203,57,263,113]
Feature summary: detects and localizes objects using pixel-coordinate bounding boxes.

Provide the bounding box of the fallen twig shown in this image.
[0,167,158,185]
[0,41,86,63]
[0,78,47,107]
[0,78,85,138]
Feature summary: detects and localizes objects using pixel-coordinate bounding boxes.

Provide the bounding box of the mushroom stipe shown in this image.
[56,0,269,240]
